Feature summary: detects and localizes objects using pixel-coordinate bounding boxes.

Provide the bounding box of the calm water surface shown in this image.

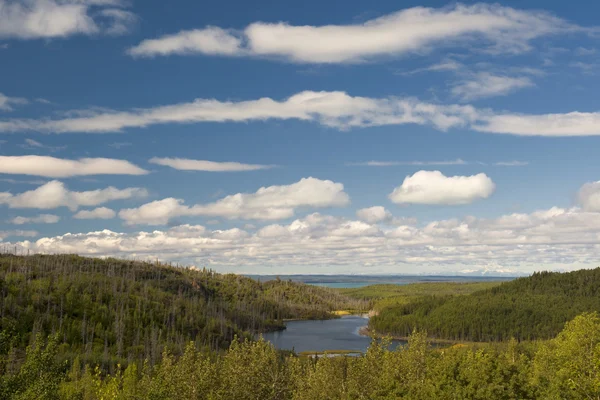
[261,315,404,353]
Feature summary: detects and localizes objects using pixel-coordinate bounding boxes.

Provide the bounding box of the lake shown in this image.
[261,315,404,354]
[250,274,514,289]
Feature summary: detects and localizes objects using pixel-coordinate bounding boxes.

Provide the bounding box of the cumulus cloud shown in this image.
[10,214,59,225]
[356,206,392,224]
[451,72,534,101]
[0,155,148,177]
[0,180,147,210]
[578,181,600,212]
[119,177,350,225]
[127,3,586,63]
[0,0,137,40]
[389,170,495,205]
[73,207,116,219]
[149,157,274,172]
[2,89,600,136]
[0,92,27,111]
[8,205,600,274]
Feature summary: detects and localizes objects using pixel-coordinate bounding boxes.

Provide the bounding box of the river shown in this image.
[260,315,405,354]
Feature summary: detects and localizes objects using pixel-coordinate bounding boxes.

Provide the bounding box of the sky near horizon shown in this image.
[1,0,600,275]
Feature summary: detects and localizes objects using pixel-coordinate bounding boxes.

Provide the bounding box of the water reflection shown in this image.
[261,315,405,354]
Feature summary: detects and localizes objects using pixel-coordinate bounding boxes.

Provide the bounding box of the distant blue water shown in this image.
[261,315,404,353]
[250,275,513,289]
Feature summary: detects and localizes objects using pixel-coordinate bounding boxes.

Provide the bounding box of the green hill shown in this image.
[369,268,600,341]
[0,253,367,369]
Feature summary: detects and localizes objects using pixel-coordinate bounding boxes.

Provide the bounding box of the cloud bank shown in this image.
[119,177,350,225]
[128,4,586,63]
[73,207,116,219]
[7,205,600,274]
[10,214,60,225]
[0,180,148,210]
[0,155,148,177]
[2,90,600,136]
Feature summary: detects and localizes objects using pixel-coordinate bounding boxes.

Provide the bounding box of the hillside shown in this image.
[0,253,367,368]
[339,281,504,310]
[369,268,600,341]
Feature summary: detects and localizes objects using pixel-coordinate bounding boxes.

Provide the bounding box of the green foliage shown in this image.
[0,253,367,369]
[340,281,503,310]
[370,268,600,341]
[533,312,600,399]
[0,334,64,400]
[2,254,600,399]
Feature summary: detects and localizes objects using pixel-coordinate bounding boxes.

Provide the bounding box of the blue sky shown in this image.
[1,0,600,274]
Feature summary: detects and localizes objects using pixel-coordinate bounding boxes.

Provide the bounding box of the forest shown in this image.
[339,281,503,311]
[2,313,600,399]
[1,253,600,399]
[0,253,367,370]
[369,268,600,341]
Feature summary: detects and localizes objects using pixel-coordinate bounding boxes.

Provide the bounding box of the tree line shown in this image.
[2,313,600,399]
[369,268,600,341]
[0,253,367,372]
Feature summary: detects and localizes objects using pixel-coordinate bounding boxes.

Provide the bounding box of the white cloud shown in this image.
[0,0,136,40]
[127,3,585,63]
[578,181,600,212]
[356,206,392,224]
[0,230,37,240]
[11,214,59,225]
[128,27,243,57]
[2,90,600,136]
[451,72,534,101]
[119,177,350,225]
[389,170,495,205]
[9,205,600,274]
[73,207,116,219]
[149,157,274,172]
[0,92,27,111]
[0,180,147,210]
[474,112,600,136]
[0,155,148,177]
[0,90,478,133]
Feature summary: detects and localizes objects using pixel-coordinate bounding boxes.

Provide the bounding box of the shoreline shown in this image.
[358,326,465,345]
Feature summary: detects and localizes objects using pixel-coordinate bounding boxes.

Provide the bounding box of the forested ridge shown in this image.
[370,268,600,342]
[2,254,600,399]
[2,313,600,399]
[340,281,503,311]
[0,253,366,369]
